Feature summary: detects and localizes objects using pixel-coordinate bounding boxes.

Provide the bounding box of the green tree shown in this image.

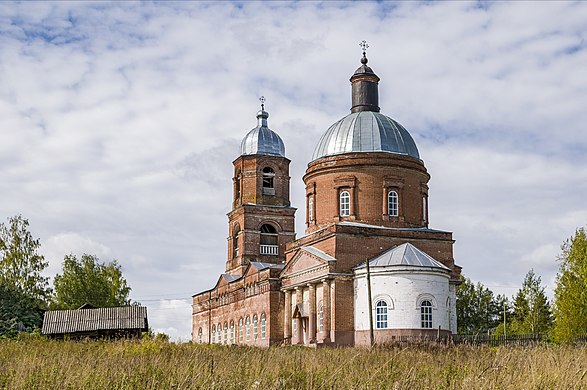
[509,269,552,335]
[0,215,50,304]
[456,275,505,334]
[0,283,43,337]
[51,254,132,309]
[553,227,587,343]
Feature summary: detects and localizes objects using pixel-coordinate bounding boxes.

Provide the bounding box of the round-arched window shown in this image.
[375,300,388,329]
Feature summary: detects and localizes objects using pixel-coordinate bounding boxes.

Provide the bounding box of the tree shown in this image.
[51,254,132,309]
[0,215,50,304]
[508,269,552,335]
[0,283,43,337]
[456,275,506,334]
[553,227,587,343]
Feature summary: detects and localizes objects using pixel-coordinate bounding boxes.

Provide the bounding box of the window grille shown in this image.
[421,300,433,328]
[253,315,258,340]
[246,316,251,341]
[375,300,388,329]
[340,190,350,216]
[388,190,398,217]
[261,313,266,339]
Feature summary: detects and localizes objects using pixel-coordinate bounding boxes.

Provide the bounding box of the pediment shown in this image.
[281,246,335,277]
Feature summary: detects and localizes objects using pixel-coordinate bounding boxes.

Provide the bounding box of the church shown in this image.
[191,46,462,346]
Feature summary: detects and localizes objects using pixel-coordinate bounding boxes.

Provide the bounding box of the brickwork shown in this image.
[304,152,430,234]
[226,153,296,275]
[354,329,452,346]
[192,57,462,347]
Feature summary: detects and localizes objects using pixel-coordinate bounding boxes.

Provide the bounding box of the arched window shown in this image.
[230,321,235,344]
[318,301,324,331]
[246,316,251,341]
[238,318,244,343]
[260,313,266,339]
[423,195,428,224]
[233,224,240,259]
[262,167,275,192]
[260,224,278,255]
[421,300,432,329]
[253,314,259,340]
[223,322,228,344]
[339,190,350,216]
[376,300,388,329]
[198,327,203,343]
[308,196,314,222]
[446,298,452,333]
[387,190,398,217]
[217,323,222,344]
[235,169,241,200]
[211,325,216,344]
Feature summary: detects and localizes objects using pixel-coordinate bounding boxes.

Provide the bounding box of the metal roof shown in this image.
[337,221,449,233]
[250,261,285,271]
[301,246,336,262]
[42,306,148,335]
[311,111,420,161]
[355,243,450,271]
[240,110,285,157]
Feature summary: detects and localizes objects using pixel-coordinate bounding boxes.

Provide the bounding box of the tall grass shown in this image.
[1,337,586,389]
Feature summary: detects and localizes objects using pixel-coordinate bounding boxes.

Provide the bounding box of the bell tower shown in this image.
[226,99,296,275]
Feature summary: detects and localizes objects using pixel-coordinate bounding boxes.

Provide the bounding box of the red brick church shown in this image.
[192,47,461,346]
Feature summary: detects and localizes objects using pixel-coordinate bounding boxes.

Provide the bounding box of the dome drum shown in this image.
[303,152,430,234]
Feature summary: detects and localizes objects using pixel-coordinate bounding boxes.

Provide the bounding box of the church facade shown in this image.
[191,50,461,347]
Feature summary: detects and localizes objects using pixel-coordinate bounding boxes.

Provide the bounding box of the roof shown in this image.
[240,109,285,157]
[337,221,449,233]
[355,243,450,271]
[311,111,420,161]
[301,246,336,262]
[222,274,241,283]
[42,306,148,335]
[250,261,285,271]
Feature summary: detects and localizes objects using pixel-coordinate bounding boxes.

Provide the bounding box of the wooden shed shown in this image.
[42,305,148,339]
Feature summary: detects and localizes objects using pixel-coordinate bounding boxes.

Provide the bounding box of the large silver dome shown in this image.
[311,111,420,161]
[240,109,285,157]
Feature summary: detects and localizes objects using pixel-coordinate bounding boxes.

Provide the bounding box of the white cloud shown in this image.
[42,232,111,276]
[148,299,192,342]
[1,1,586,339]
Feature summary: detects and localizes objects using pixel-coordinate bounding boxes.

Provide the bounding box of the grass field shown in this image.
[1,337,586,389]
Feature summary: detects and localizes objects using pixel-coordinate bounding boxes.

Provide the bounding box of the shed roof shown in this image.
[42,306,148,335]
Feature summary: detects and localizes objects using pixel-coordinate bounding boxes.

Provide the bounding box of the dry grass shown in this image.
[1,337,586,389]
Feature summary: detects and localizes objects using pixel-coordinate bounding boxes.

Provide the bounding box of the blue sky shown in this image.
[1,1,586,340]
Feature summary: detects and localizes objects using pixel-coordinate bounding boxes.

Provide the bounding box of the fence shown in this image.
[453,333,544,347]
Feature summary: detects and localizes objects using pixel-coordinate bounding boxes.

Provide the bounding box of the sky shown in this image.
[1,1,586,340]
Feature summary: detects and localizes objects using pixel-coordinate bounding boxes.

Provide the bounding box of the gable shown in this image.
[281,246,335,277]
